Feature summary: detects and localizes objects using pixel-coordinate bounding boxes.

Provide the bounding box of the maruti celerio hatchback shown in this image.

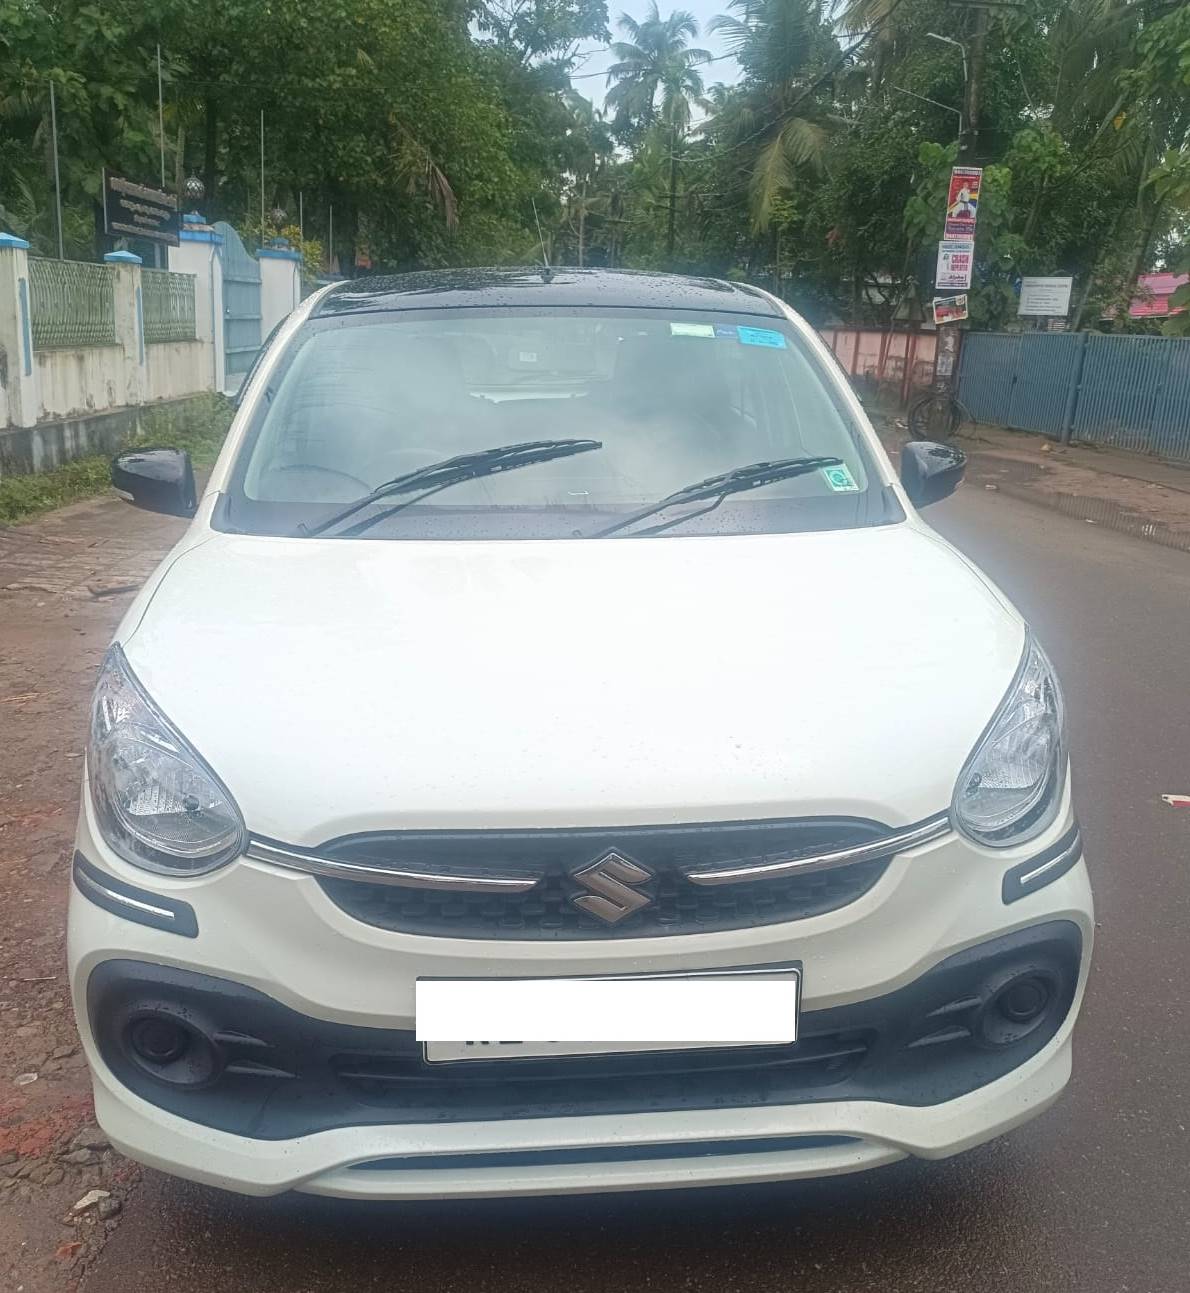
[70,269,1092,1199]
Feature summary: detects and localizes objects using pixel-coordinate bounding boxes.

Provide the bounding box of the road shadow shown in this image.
[84,1133,1096,1293]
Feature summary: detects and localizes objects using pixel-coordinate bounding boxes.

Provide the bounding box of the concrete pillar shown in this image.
[0,232,41,429]
[258,240,302,339]
[104,250,145,409]
[169,212,225,393]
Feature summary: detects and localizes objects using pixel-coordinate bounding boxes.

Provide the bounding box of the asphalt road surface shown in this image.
[81,487,1190,1293]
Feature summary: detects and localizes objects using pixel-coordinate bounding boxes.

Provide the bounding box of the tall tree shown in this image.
[604,3,710,141]
[708,0,838,233]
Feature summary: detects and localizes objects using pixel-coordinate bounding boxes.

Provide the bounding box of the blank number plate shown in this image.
[418,968,800,1063]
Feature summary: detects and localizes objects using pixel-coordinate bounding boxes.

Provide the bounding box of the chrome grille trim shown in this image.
[245,839,540,893]
[247,814,951,897]
[682,814,952,887]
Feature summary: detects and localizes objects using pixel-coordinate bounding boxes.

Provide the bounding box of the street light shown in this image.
[927,32,968,86]
[890,85,963,146]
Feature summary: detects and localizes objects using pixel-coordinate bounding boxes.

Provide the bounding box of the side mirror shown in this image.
[900,440,966,508]
[111,448,197,518]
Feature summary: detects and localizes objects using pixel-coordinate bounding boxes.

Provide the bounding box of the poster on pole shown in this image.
[944,167,982,238]
[1018,276,1073,316]
[936,239,974,291]
[933,294,969,325]
[102,170,180,246]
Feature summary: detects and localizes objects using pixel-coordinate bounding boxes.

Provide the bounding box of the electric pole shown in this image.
[958,3,990,162]
[666,121,678,264]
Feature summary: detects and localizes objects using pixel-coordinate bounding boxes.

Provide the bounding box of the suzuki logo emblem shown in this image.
[570,851,654,924]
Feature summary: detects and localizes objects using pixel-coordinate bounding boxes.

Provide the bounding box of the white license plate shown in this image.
[418,968,800,1063]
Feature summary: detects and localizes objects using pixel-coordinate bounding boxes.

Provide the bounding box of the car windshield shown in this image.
[223,307,899,540]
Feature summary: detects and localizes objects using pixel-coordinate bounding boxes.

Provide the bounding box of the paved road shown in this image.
[82,488,1190,1293]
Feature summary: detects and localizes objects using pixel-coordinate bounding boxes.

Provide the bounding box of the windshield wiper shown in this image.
[298,439,603,538]
[590,456,844,539]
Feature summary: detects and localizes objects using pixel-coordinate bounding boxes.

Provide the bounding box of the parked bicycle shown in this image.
[907,382,972,440]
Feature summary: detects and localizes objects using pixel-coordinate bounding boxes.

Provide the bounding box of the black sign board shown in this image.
[102,170,180,246]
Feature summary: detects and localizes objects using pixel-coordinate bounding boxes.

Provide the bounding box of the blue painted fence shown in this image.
[957,332,1190,460]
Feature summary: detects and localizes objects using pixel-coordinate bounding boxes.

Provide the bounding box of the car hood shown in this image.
[122,524,1024,844]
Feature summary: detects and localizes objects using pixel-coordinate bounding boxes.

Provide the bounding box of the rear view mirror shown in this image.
[900,440,966,508]
[111,448,197,518]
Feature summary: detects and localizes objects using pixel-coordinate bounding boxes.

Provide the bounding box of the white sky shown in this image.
[568,1,744,111]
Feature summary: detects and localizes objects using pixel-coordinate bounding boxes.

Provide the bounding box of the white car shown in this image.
[71,269,1092,1200]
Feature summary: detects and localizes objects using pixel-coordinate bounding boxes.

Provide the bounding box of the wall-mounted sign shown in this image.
[936,239,974,291]
[1018,276,1074,316]
[102,170,180,246]
[944,166,982,239]
[933,294,969,325]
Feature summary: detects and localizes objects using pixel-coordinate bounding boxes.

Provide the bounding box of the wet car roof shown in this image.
[311,267,782,318]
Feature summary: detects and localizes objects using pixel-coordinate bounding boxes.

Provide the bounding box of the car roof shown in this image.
[310,267,782,318]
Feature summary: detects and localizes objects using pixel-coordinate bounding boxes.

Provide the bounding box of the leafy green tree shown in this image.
[707,0,838,233]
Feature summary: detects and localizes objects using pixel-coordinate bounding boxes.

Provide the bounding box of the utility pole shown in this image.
[259,110,265,233]
[666,122,678,264]
[156,45,166,189]
[48,81,64,260]
[959,3,990,162]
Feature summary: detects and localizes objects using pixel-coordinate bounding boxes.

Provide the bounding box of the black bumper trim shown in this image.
[87,922,1082,1140]
[1002,825,1082,905]
[73,853,198,938]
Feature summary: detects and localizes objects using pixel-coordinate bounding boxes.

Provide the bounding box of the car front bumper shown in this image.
[69,789,1093,1199]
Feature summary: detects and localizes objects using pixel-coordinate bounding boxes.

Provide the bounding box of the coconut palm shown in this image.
[708,0,838,232]
[563,91,616,264]
[605,4,712,141]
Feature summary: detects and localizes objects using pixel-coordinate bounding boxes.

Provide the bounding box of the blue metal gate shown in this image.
[957,331,1190,460]
[214,221,261,392]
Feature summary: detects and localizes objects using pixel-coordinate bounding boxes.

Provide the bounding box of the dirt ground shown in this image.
[0,495,185,1292]
[874,414,1190,552]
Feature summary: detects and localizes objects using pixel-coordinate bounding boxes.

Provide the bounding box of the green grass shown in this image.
[0,392,234,526]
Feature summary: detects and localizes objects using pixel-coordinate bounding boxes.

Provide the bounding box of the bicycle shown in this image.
[906,383,973,441]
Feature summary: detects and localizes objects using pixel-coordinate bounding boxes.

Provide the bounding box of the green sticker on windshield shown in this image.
[670,321,716,338]
[822,464,859,493]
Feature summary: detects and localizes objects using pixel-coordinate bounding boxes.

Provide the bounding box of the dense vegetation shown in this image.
[2,0,1188,330]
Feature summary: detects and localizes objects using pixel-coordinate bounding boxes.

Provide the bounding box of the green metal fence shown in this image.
[142,268,197,343]
[27,258,116,349]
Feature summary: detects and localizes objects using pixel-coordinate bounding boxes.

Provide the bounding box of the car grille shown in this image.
[330,1027,874,1122]
[315,817,896,939]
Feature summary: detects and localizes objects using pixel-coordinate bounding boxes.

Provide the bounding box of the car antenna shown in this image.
[531,198,553,283]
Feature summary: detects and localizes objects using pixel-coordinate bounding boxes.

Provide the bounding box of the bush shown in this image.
[0,393,235,526]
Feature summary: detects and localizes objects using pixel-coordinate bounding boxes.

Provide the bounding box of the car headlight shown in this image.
[952,635,1067,846]
[88,646,245,875]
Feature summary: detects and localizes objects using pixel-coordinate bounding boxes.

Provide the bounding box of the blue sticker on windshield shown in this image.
[737,326,787,348]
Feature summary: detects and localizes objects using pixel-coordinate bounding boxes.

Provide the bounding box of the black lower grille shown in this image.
[87,924,1084,1140]
[331,1028,873,1121]
[316,817,895,939]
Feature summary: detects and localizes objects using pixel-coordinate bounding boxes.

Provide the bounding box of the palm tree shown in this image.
[563,91,616,265]
[605,4,712,141]
[708,0,837,232]
[606,4,712,260]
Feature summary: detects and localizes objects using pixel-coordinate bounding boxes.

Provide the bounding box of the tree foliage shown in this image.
[1,0,1186,329]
